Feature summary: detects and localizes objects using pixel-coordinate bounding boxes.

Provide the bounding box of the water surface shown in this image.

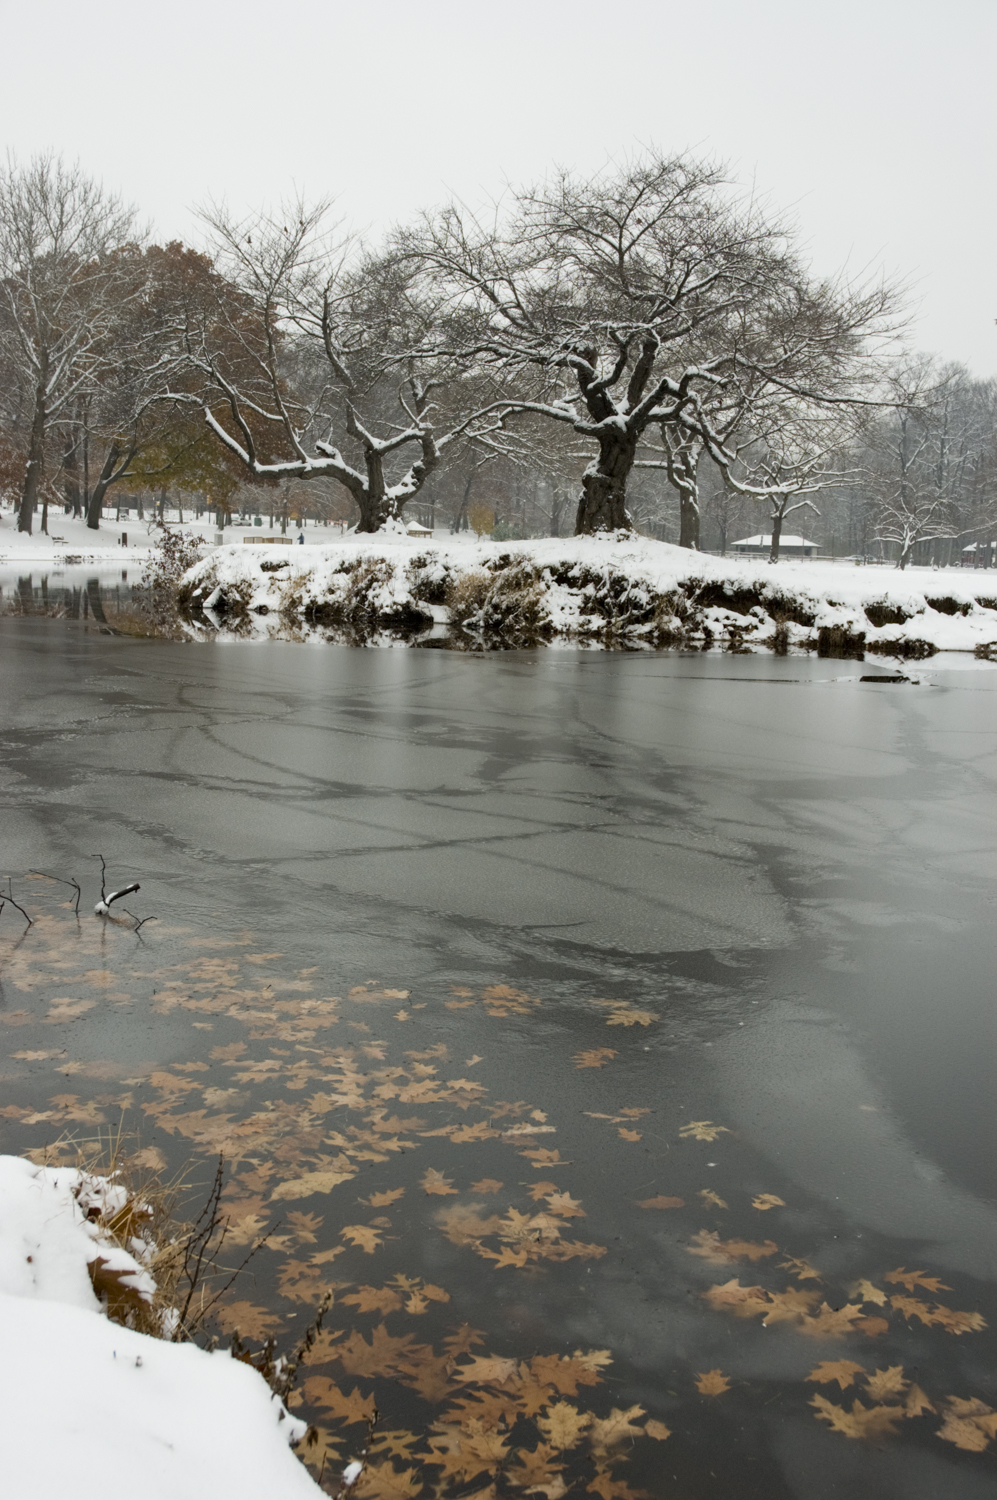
[1,618,995,1499]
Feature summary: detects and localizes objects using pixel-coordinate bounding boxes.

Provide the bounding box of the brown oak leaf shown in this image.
[687,1230,778,1263]
[679,1121,729,1142]
[864,1367,908,1402]
[806,1361,866,1392]
[589,1404,647,1453]
[340,1224,383,1254]
[538,1401,591,1450]
[420,1168,459,1196]
[811,1395,904,1440]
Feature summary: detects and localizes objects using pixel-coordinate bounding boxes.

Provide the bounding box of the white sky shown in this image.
[0,0,993,373]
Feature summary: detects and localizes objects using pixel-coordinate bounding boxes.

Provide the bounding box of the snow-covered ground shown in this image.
[0,512,351,566]
[179,530,997,656]
[0,1155,322,1500]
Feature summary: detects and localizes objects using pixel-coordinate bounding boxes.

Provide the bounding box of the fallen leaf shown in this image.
[617,1128,642,1142]
[799,1303,867,1339]
[810,1394,904,1440]
[545,1192,585,1218]
[806,1361,867,1392]
[687,1230,778,1264]
[856,1316,890,1338]
[864,1367,907,1402]
[937,1397,997,1453]
[761,1287,821,1325]
[697,1189,728,1210]
[679,1121,729,1142]
[286,1210,323,1244]
[356,1462,424,1499]
[890,1294,986,1335]
[453,1354,519,1387]
[538,1401,591,1450]
[637,1195,684,1210]
[340,1224,383,1254]
[702,1279,771,1319]
[420,1168,458,1196]
[443,1324,486,1357]
[214,1300,283,1339]
[574,1049,618,1069]
[589,1404,647,1453]
[368,1188,405,1208]
[471,1179,504,1195]
[849,1278,887,1305]
[904,1384,936,1418]
[779,1255,821,1282]
[644,1419,671,1441]
[694,1370,731,1396]
[270,1169,355,1202]
[752,1193,785,1211]
[301,1378,374,1426]
[884,1267,952,1294]
[604,1007,658,1027]
[335,1324,423,1378]
[342,1285,403,1315]
[299,1425,342,1478]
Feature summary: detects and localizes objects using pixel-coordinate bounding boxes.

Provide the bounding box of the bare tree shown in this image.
[404,152,901,536]
[191,201,514,532]
[865,359,962,568]
[0,154,139,533]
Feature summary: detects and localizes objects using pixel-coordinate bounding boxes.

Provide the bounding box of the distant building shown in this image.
[406,522,433,537]
[729,533,818,558]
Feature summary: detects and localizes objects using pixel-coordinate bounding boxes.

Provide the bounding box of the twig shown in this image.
[29,871,82,916]
[332,1407,380,1498]
[276,1288,335,1402]
[119,908,157,932]
[1,881,32,928]
[195,1223,280,1325]
[92,854,140,911]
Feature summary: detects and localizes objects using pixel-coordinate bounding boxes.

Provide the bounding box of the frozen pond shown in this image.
[1,616,995,1498]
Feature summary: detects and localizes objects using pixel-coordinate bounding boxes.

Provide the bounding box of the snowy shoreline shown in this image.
[0,1156,322,1500]
[179,533,997,657]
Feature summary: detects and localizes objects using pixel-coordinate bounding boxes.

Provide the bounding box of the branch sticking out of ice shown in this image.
[95,882,140,916]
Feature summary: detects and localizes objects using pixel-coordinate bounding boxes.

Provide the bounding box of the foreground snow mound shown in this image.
[0,1154,158,1310]
[178,533,997,656]
[0,1155,320,1500]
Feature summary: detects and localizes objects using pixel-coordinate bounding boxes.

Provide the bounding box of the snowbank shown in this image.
[178,532,997,657]
[0,1156,321,1500]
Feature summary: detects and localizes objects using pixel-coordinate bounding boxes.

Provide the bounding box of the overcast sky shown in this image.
[0,0,992,373]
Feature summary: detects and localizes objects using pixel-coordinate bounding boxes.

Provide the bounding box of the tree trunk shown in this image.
[87,444,122,529]
[769,511,784,563]
[18,378,48,534]
[678,490,700,549]
[574,433,636,534]
[454,467,475,533]
[63,435,82,518]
